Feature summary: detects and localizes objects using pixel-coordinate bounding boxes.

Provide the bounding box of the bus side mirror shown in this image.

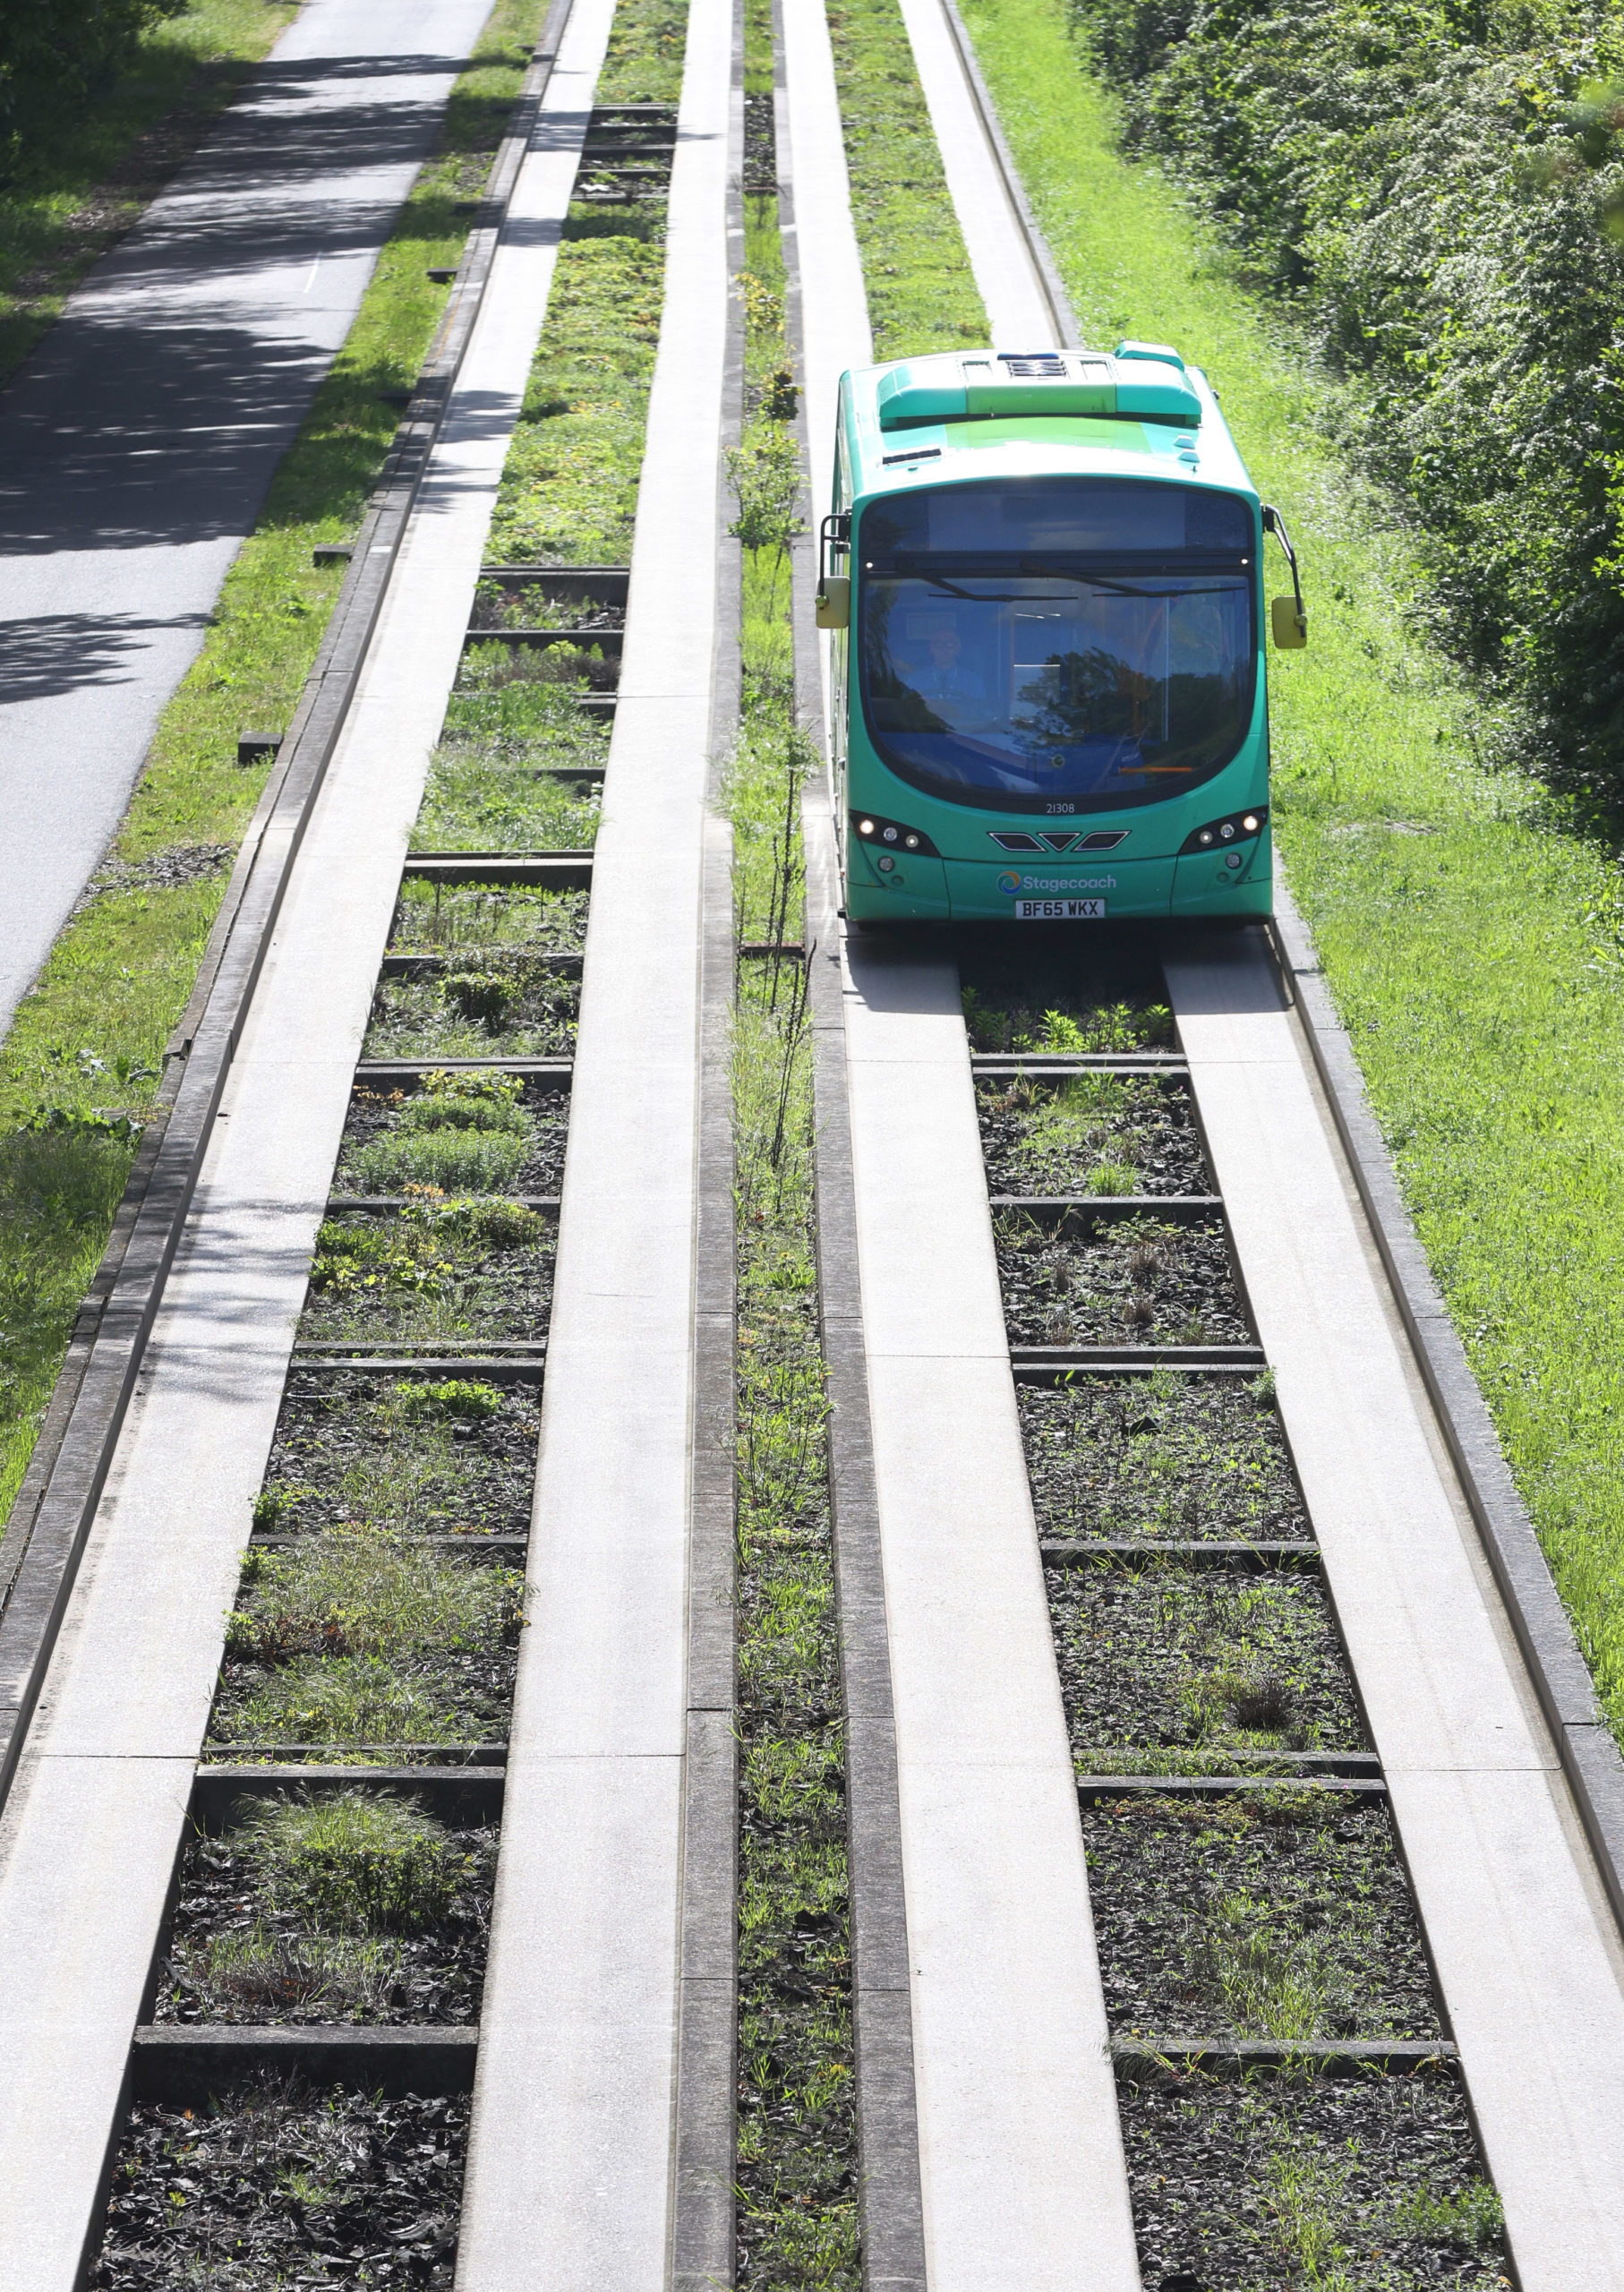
[816,577,850,631]
[1271,594,1307,649]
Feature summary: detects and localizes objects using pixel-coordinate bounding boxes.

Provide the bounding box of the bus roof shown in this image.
[838,346,1256,506]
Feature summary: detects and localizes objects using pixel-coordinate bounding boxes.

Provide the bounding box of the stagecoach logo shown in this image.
[998,871,1117,895]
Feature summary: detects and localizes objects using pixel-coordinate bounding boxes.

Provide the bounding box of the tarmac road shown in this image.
[0,0,496,1048]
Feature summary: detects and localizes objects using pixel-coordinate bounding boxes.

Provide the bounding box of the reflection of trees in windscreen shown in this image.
[1014,589,1242,764]
[1016,646,1160,750]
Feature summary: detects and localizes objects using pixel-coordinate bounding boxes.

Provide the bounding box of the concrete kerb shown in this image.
[670,0,744,2279]
[0,0,584,1821]
[1269,877,1624,1940]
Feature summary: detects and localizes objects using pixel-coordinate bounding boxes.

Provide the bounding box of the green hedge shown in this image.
[1075,0,1624,813]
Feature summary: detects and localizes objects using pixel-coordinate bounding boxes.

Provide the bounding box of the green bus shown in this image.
[816,344,1306,925]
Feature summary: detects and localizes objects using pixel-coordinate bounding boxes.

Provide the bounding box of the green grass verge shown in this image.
[730,115,858,2288]
[0,0,299,388]
[908,0,1624,1745]
[0,0,553,1533]
[825,0,986,359]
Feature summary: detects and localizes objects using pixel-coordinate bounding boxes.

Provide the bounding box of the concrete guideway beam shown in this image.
[1167,936,1624,2288]
[783,7,1140,2280]
[0,8,615,2276]
[0,0,506,1047]
[449,0,732,2277]
[839,944,1142,2291]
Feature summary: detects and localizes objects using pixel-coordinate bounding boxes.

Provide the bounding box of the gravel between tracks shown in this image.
[1018,1375,1310,1543]
[1047,1562,1366,1760]
[996,1214,1250,1347]
[1084,1793,1439,2041]
[92,2084,469,2289]
[1117,2064,1508,2291]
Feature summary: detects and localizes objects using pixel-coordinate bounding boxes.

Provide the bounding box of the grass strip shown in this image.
[0,0,299,388]
[0,0,552,1531]
[731,65,859,2281]
[824,0,986,359]
[961,0,1624,1744]
[486,0,688,563]
[420,0,688,834]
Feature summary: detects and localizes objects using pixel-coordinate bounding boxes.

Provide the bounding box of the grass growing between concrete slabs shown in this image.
[1118,2064,1506,2292]
[484,0,688,564]
[824,0,985,359]
[212,1529,526,1751]
[0,0,298,386]
[338,1074,571,1197]
[415,660,608,852]
[1050,1559,1365,1763]
[0,0,556,1536]
[996,1210,1249,1347]
[979,1070,1209,1196]
[160,1791,497,2026]
[258,1374,540,1541]
[961,966,1495,2252]
[301,1202,555,1347]
[1085,1792,1437,2042]
[730,81,859,2285]
[365,966,580,1061]
[1021,1369,1311,1544]
[959,0,1624,1754]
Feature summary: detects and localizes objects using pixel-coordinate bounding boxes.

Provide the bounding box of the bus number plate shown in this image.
[1013,897,1107,920]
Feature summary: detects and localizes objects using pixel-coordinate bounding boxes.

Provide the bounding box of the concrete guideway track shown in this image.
[451,0,733,2274]
[0,0,499,1044]
[782,13,1142,2285]
[820,0,1624,2275]
[0,1,615,2271]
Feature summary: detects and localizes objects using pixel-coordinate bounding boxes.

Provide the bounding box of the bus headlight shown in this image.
[850,810,939,857]
[1180,807,1269,857]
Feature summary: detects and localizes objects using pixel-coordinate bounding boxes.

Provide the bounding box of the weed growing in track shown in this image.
[389,885,590,952]
[226,1532,524,1668]
[731,44,859,2279]
[214,1530,525,1745]
[1022,1369,1309,1541]
[235,1791,467,1932]
[1117,2064,1509,2289]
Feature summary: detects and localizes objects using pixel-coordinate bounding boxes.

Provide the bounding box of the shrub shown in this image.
[1072,0,1624,808]
[0,0,186,146]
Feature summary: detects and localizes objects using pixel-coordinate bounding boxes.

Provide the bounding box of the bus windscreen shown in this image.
[856,479,1257,812]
